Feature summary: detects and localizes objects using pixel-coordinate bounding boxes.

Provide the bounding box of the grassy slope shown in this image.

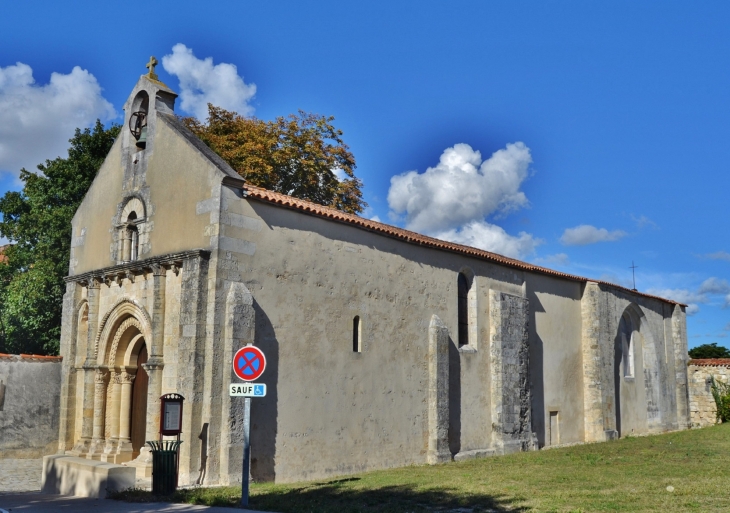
[113,424,730,512]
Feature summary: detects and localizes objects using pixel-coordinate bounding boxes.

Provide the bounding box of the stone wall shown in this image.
[688,359,730,428]
[0,354,62,458]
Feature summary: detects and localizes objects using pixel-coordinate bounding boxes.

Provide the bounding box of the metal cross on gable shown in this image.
[146,56,159,80]
[629,260,638,291]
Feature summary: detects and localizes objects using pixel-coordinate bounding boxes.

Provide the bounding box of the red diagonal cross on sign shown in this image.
[240,352,258,373]
[233,346,266,382]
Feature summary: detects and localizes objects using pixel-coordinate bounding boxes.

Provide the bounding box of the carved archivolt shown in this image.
[94,298,152,362]
[120,196,146,223]
[107,317,144,366]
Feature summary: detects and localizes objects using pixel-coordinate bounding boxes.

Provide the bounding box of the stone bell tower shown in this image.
[111,58,179,266]
[120,56,178,183]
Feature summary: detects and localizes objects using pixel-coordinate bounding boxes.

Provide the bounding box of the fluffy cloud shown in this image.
[387,142,538,259]
[647,277,730,316]
[436,220,542,259]
[162,44,256,120]
[697,277,730,295]
[560,225,627,246]
[0,62,116,175]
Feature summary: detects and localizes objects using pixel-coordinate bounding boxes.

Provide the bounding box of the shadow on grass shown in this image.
[253,482,528,513]
[110,480,528,512]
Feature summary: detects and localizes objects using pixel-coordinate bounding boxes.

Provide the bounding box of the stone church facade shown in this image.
[54,70,691,486]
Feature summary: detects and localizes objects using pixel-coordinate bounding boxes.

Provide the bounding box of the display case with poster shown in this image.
[159,393,184,437]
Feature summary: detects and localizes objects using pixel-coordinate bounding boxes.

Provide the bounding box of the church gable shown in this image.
[69,64,243,276]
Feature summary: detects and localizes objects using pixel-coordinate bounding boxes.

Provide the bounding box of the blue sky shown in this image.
[1,1,728,348]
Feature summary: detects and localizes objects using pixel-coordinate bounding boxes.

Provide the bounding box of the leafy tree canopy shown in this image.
[688,343,730,359]
[0,121,120,355]
[183,105,366,214]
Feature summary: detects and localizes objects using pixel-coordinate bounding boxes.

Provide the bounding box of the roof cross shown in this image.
[145,56,159,80]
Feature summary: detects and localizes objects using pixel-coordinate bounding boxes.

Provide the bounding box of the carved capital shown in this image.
[119,371,136,385]
[94,367,110,384]
[88,277,102,290]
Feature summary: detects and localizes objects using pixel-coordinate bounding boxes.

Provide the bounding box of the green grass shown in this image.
[110,424,730,512]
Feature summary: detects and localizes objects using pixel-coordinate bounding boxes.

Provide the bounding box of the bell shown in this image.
[136,126,148,149]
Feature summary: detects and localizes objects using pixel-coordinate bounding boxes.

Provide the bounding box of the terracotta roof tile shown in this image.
[689,358,730,367]
[242,184,685,307]
[0,353,62,362]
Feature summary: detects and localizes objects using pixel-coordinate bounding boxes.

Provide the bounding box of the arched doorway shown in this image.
[95,314,150,463]
[614,308,643,438]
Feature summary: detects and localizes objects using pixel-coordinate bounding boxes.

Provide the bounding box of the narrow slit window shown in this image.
[457,273,469,346]
[352,316,361,353]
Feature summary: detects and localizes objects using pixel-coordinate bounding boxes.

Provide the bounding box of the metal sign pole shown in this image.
[241,396,251,508]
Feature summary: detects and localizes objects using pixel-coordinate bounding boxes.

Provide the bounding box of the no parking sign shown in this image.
[233,345,266,382]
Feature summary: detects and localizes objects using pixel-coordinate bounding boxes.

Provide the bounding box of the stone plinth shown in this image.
[42,455,135,498]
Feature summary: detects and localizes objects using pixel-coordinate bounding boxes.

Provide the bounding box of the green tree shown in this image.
[688,343,730,359]
[0,121,120,355]
[183,105,366,214]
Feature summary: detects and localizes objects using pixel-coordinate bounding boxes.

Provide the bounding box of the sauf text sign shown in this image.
[229,383,267,397]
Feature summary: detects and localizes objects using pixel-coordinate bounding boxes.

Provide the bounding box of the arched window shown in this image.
[457,269,477,349]
[352,316,361,353]
[458,273,470,346]
[123,211,139,262]
[619,313,635,378]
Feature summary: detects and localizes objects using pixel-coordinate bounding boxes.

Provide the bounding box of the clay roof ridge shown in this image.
[689,358,730,367]
[241,183,686,307]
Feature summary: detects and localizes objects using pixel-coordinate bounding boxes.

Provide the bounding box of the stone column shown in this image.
[71,278,101,455]
[105,369,137,463]
[144,263,166,442]
[88,367,109,459]
[489,290,532,454]
[119,369,136,443]
[580,282,606,442]
[427,314,450,464]
[102,371,122,460]
[672,304,690,429]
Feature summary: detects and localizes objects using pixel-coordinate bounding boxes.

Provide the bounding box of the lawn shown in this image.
[112,424,730,512]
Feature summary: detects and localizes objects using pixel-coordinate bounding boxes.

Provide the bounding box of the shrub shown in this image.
[710,376,730,423]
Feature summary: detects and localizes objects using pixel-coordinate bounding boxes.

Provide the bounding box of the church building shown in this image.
[51,63,691,488]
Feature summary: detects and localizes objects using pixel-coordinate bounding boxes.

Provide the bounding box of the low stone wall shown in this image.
[0,354,62,458]
[688,359,730,428]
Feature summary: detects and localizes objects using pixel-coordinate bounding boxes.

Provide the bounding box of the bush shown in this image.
[710,376,730,423]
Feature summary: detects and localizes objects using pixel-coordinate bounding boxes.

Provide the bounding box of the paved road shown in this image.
[0,460,41,493]
[0,492,272,512]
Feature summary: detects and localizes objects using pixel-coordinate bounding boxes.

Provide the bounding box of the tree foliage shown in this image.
[688,343,730,359]
[0,121,120,355]
[183,105,366,214]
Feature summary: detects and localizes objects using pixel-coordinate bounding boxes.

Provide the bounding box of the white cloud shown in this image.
[435,220,542,259]
[697,277,730,295]
[632,214,658,230]
[560,225,627,246]
[0,62,116,175]
[705,251,730,262]
[388,142,531,234]
[535,253,570,266]
[162,44,256,120]
[387,142,538,258]
[647,277,730,315]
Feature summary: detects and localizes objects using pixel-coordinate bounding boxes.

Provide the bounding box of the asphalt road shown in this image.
[0,492,273,513]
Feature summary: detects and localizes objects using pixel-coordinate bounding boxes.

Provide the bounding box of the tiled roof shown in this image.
[242,184,685,307]
[689,358,730,367]
[0,353,62,362]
